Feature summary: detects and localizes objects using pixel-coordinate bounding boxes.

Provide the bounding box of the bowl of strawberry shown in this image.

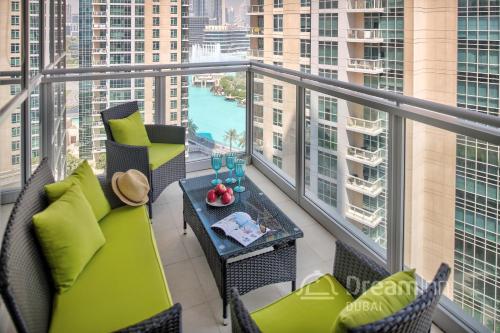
[206,184,235,207]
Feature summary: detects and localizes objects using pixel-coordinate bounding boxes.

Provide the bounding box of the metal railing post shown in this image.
[386,112,405,273]
[245,70,253,161]
[295,85,305,203]
[40,81,54,167]
[154,75,166,124]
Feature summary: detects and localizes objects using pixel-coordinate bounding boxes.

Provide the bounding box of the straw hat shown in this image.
[111,169,150,206]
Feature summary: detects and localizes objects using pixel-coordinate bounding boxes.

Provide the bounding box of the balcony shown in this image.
[345,205,384,228]
[92,48,107,54]
[346,58,384,74]
[346,116,384,135]
[346,29,383,43]
[248,4,264,14]
[248,26,264,37]
[346,175,384,197]
[92,11,107,16]
[181,24,188,29]
[346,146,384,167]
[92,23,107,29]
[181,0,189,6]
[4,60,500,333]
[248,49,264,59]
[93,35,107,41]
[346,0,384,12]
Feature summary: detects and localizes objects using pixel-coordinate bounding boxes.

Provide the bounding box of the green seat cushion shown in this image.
[148,143,185,170]
[49,205,173,333]
[251,274,353,333]
[44,160,111,221]
[332,270,416,332]
[33,184,106,293]
[108,111,152,147]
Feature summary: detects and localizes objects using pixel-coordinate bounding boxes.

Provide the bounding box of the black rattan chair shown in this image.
[230,240,450,333]
[101,101,186,217]
[0,159,182,333]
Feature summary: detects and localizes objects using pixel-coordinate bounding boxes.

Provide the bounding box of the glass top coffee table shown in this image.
[179,172,303,324]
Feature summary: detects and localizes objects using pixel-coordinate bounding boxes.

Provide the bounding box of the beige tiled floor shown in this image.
[0,166,445,333]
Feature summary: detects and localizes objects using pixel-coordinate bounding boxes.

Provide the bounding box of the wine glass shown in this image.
[225,152,237,184]
[211,153,223,185]
[234,159,246,193]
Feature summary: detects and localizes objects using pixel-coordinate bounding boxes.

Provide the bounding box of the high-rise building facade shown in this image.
[203,25,249,53]
[78,0,189,162]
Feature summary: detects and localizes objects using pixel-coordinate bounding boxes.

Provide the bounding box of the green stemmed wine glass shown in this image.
[234,159,246,193]
[225,152,237,184]
[211,153,223,185]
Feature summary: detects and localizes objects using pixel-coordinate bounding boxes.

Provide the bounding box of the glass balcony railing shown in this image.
[248,49,264,59]
[346,0,384,12]
[346,29,383,43]
[346,116,384,135]
[248,27,264,36]
[346,175,384,197]
[248,4,264,14]
[345,205,384,228]
[346,146,385,166]
[346,58,384,74]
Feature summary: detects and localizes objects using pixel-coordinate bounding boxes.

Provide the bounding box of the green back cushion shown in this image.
[44,160,111,221]
[148,143,185,170]
[108,111,152,147]
[33,184,106,293]
[332,270,417,332]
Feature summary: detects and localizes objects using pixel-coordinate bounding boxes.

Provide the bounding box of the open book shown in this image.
[211,212,268,247]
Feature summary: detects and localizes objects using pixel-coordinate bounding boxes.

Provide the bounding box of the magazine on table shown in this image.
[211,212,269,247]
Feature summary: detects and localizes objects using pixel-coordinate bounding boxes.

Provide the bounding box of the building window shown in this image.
[273,155,282,169]
[11,1,20,11]
[135,30,144,39]
[135,17,145,28]
[254,105,263,123]
[11,154,20,165]
[273,14,283,32]
[300,39,310,58]
[319,41,338,65]
[170,41,177,50]
[170,29,177,38]
[300,65,311,74]
[273,85,283,103]
[319,13,338,37]
[318,123,337,150]
[318,178,337,208]
[319,0,338,9]
[273,38,283,56]
[153,53,160,62]
[153,29,160,38]
[153,17,160,26]
[319,68,338,79]
[300,14,311,33]
[135,54,144,63]
[153,41,160,50]
[10,57,20,67]
[11,29,20,40]
[12,127,20,137]
[170,53,177,62]
[135,5,144,15]
[153,4,160,14]
[273,132,283,151]
[171,76,177,85]
[273,61,283,67]
[170,88,177,97]
[170,100,177,109]
[11,43,20,53]
[318,96,337,122]
[11,140,20,151]
[301,0,310,6]
[170,112,177,121]
[274,0,283,8]
[318,151,337,179]
[170,5,177,14]
[11,113,20,124]
[273,108,283,126]
[170,17,177,26]
[11,15,20,26]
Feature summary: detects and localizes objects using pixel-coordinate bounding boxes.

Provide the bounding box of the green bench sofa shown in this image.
[0,159,182,333]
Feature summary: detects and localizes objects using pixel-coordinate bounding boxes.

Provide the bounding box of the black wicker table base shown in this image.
[179,173,303,324]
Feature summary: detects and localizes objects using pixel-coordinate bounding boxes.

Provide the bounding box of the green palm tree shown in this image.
[237,131,246,149]
[188,118,198,136]
[224,128,239,151]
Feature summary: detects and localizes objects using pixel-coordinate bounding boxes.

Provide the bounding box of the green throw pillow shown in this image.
[33,184,106,293]
[108,111,152,147]
[332,270,417,332]
[44,160,111,221]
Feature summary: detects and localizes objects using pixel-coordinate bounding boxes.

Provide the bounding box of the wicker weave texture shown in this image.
[116,303,182,333]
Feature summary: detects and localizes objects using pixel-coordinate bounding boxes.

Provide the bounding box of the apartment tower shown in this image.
[78,0,189,163]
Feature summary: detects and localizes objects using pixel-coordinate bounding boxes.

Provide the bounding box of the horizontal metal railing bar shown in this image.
[250,61,500,129]
[43,61,249,75]
[0,73,43,118]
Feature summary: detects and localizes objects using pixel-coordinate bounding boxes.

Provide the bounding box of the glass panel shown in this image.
[305,93,388,252]
[252,75,296,185]
[187,72,246,162]
[404,123,499,332]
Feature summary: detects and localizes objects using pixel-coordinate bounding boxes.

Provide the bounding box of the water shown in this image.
[188,85,246,145]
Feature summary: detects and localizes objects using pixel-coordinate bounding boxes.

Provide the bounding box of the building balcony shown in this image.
[92,48,107,54]
[248,49,264,59]
[248,4,264,14]
[93,60,107,66]
[346,175,384,197]
[92,97,107,103]
[254,93,264,104]
[92,23,107,29]
[248,27,264,37]
[92,84,107,90]
[93,35,107,41]
[92,11,107,16]
[92,0,106,3]
[345,205,384,228]
[181,0,189,6]
[346,146,384,167]
[181,24,188,30]
[346,29,383,43]
[346,116,384,135]
[346,58,384,74]
[346,0,384,12]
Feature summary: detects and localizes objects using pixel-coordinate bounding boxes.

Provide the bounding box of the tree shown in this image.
[95,154,106,170]
[224,128,239,151]
[188,118,198,137]
[66,152,80,174]
[237,131,246,149]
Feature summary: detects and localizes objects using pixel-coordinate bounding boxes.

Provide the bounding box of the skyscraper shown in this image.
[77,0,189,163]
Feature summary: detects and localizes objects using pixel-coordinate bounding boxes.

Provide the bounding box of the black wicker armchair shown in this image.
[230,240,450,333]
[101,101,186,216]
[0,159,182,333]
